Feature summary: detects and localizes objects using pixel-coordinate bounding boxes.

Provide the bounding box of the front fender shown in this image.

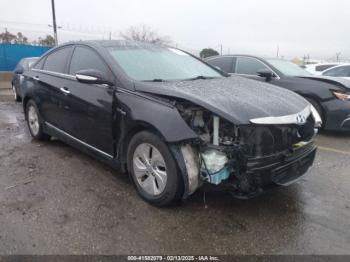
[115,89,198,142]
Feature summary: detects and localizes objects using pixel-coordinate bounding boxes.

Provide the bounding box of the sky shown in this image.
[0,0,349,60]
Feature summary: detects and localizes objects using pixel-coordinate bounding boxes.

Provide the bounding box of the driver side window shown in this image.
[235,57,270,76]
[69,46,110,76]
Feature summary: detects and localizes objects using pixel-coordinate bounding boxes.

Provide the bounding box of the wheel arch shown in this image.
[117,120,176,172]
[303,95,326,123]
[22,95,34,119]
[117,121,191,200]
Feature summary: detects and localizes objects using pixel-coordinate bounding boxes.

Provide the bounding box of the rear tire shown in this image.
[25,100,51,141]
[12,84,21,102]
[127,131,183,207]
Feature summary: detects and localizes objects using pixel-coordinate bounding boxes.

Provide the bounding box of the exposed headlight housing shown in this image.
[333,91,350,101]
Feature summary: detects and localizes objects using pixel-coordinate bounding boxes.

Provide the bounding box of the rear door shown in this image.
[62,45,115,155]
[31,46,73,129]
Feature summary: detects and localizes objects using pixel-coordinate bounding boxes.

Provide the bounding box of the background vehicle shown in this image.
[21,41,319,206]
[206,55,350,131]
[322,64,350,79]
[303,63,341,75]
[11,57,38,102]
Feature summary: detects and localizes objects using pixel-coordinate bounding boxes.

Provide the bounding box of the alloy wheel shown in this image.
[27,105,40,136]
[12,85,17,101]
[133,143,167,196]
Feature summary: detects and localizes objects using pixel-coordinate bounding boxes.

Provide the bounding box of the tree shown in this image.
[0,29,16,43]
[200,48,220,58]
[38,35,55,47]
[120,25,171,45]
[14,32,28,44]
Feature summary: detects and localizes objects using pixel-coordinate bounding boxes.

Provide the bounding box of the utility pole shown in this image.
[336,52,341,62]
[51,0,58,46]
[109,32,112,40]
[276,45,279,58]
[220,44,222,55]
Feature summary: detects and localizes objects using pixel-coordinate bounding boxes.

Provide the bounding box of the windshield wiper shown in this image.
[183,75,217,81]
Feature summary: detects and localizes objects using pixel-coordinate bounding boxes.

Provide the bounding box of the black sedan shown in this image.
[22,41,320,206]
[206,55,350,131]
[12,57,38,101]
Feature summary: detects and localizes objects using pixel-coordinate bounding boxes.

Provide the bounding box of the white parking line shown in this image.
[317,146,350,156]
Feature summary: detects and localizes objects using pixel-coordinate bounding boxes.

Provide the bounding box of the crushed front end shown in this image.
[176,101,320,198]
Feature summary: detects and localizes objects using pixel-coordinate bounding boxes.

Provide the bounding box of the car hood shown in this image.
[300,76,350,90]
[134,76,309,125]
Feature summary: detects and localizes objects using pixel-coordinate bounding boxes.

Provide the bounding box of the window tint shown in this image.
[33,58,45,70]
[315,64,337,72]
[69,46,109,75]
[236,57,269,75]
[323,66,350,77]
[43,47,72,73]
[207,57,233,73]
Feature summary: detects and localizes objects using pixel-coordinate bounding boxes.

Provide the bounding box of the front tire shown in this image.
[127,131,183,207]
[25,100,51,141]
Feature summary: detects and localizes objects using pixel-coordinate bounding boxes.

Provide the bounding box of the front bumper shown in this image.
[212,142,317,198]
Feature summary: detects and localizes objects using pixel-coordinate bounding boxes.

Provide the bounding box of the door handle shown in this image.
[60,87,70,94]
[33,76,40,81]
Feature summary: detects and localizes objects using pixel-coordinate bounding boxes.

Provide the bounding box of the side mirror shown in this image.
[257,69,274,82]
[75,69,113,86]
[14,67,24,74]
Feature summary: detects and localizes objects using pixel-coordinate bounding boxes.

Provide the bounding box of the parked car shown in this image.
[206,55,350,131]
[12,57,39,101]
[322,64,350,79]
[302,63,340,75]
[22,41,320,206]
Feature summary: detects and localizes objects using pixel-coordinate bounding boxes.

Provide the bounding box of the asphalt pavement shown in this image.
[0,101,349,255]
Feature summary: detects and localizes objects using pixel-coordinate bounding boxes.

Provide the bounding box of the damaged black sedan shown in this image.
[22,41,321,206]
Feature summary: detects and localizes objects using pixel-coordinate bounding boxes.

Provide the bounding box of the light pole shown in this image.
[336,52,341,62]
[51,0,58,46]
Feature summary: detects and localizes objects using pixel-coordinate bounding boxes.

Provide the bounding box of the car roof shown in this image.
[326,63,350,68]
[59,40,167,49]
[205,54,278,61]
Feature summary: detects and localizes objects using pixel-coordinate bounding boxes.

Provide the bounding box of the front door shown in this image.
[61,45,115,156]
[234,56,274,82]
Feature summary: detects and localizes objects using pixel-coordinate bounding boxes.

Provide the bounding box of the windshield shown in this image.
[108,45,222,81]
[266,59,311,77]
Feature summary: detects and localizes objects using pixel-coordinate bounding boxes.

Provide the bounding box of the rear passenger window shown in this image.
[207,57,233,73]
[236,57,269,75]
[323,66,350,77]
[315,64,336,72]
[69,46,109,75]
[43,47,72,73]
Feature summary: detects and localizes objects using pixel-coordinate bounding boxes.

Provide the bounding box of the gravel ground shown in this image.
[0,101,349,255]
